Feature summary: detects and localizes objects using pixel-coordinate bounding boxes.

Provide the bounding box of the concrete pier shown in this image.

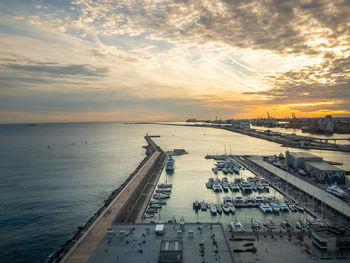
[55,136,166,263]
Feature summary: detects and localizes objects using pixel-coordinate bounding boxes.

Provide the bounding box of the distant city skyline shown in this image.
[0,0,350,123]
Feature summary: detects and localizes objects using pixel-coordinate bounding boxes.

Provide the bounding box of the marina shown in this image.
[47,124,350,262]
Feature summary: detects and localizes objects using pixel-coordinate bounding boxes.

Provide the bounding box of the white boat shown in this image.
[257,184,265,191]
[279,203,289,212]
[222,204,230,214]
[259,203,273,213]
[251,218,261,229]
[165,156,175,172]
[326,185,347,198]
[222,182,229,192]
[271,203,280,213]
[210,203,217,215]
[234,196,243,203]
[229,183,240,192]
[216,204,223,214]
[229,204,235,214]
[254,196,264,203]
[158,183,172,188]
[212,183,222,192]
[153,193,170,199]
[230,220,245,232]
[263,183,269,191]
[240,181,252,192]
[155,189,171,193]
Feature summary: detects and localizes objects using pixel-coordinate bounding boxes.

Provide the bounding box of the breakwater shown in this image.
[48,135,165,263]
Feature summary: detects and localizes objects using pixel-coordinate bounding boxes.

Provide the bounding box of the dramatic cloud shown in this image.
[0,0,349,122]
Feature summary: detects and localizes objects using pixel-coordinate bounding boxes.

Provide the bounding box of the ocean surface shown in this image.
[0,122,349,263]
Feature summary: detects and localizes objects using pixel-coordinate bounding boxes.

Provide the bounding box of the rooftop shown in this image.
[87,223,234,263]
[306,161,345,172]
[288,151,322,159]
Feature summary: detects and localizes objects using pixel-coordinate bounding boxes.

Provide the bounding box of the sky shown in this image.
[0,0,349,123]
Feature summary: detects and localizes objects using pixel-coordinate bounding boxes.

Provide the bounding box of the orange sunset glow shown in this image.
[1,0,350,122]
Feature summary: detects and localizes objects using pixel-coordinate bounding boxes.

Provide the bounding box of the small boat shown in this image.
[288,204,297,212]
[259,203,273,213]
[193,201,200,210]
[222,168,228,174]
[155,189,171,193]
[153,193,170,199]
[200,201,207,211]
[212,167,218,174]
[257,184,265,191]
[281,220,292,230]
[326,185,347,198]
[240,181,252,192]
[234,196,243,203]
[229,204,236,214]
[158,183,173,188]
[149,204,162,209]
[279,203,289,212]
[165,156,175,172]
[210,203,217,215]
[230,220,245,232]
[295,205,304,212]
[263,183,269,191]
[251,218,261,229]
[212,183,222,192]
[222,182,229,192]
[271,203,280,213]
[150,200,166,205]
[146,207,158,213]
[206,182,213,189]
[228,168,234,174]
[296,220,303,229]
[216,204,223,214]
[222,204,230,214]
[254,196,264,203]
[229,183,240,192]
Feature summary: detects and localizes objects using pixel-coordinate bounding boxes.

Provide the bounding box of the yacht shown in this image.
[165,156,175,172]
[210,203,217,215]
[212,183,222,192]
[279,203,289,212]
[271,203,280,213]
[257,184,265,191]
[229,204,236,214]
[234,196,243,203]
[259,203,273,213]
[326,185,347,198]
[254,196,264,203]
[222,182,229,192]
[240,181,253,192]
[230,220,245,232]
[222,204,230,214]
[216,204,223,214]
[229,183,240,192]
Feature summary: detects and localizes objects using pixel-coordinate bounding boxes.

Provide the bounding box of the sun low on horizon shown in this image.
[0,0,350,123]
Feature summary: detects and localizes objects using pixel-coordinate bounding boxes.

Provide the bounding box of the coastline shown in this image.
[48,135,161,263]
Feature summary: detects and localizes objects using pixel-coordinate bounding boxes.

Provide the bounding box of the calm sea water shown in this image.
[0,122,349,263]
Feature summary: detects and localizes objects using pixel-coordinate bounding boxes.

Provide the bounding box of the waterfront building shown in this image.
[285,151,323,170]
[305,161,346,184]
[312,228,350,253]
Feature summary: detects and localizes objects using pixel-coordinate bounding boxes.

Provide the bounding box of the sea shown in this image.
[0,122,349,263]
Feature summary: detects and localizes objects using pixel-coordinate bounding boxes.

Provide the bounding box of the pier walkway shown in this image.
[62,151,161,263]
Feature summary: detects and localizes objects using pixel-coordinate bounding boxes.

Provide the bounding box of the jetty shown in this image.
[50,135,166,263]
